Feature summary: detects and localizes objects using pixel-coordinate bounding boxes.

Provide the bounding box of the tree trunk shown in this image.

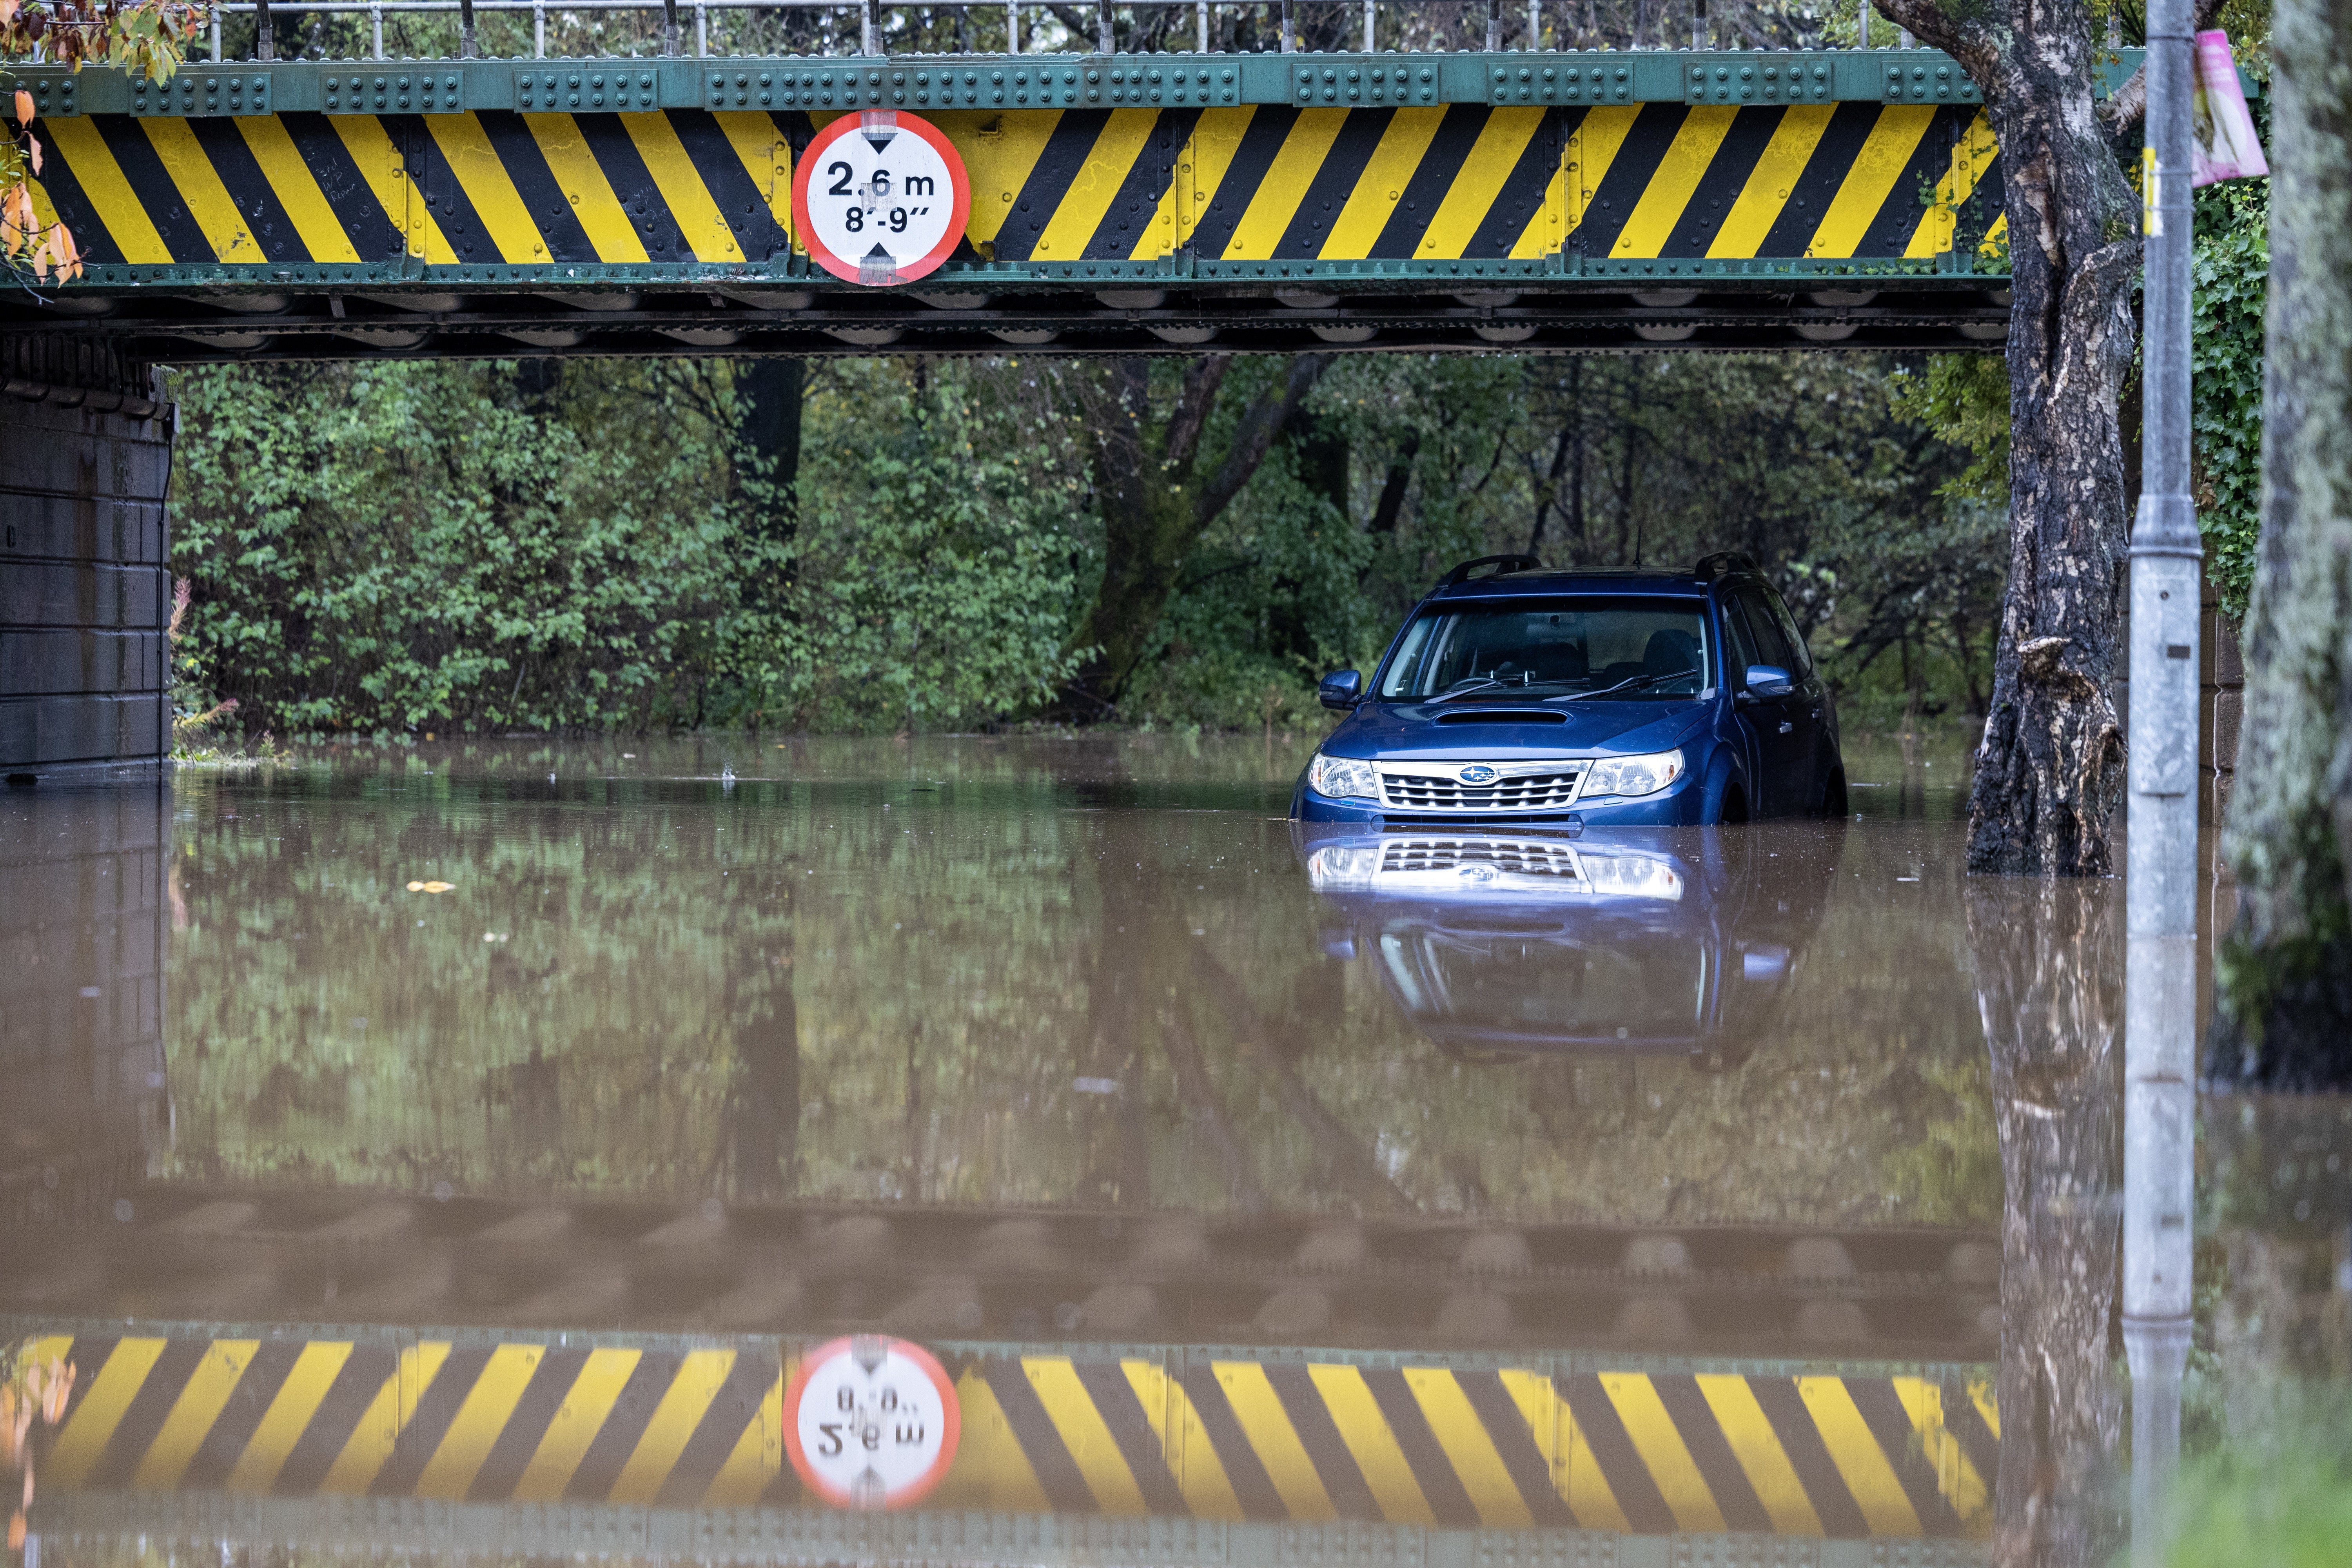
[2211,0,2352,1080]
[1566,360,1588,560]
[1615,365,1639,563]
[1365,429,1419,540]
[1965,878,2125,1568]
[1873,0,2141,876]
[737,357,804,541]
[1056,354,1329,717]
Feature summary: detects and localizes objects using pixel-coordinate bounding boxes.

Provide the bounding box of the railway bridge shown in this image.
[0,44,2067,363]
[0,33,2129,776]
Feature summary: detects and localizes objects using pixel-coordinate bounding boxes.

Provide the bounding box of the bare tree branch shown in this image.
[1198,354,1330,523]
[1163,356,1233,475]
[2098,0,2229,142]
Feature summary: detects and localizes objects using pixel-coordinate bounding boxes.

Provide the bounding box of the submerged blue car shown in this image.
[1292,552,1846,826]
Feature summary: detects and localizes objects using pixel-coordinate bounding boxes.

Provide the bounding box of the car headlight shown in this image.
[1581,749,1686,798]
[1308,753,1381,800]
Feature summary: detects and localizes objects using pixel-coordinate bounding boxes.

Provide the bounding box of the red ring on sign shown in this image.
[791,112,972,287]
[782,1336,962,1508]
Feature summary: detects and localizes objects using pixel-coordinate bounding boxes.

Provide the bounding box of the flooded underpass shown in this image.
[4,737,2345,1566]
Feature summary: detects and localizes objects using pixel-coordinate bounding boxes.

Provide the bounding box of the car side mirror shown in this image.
[1743,664,1794,699]
[1318,669,1363,710]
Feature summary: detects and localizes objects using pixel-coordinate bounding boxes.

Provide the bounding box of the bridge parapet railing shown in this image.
[1,0,2024,65]
[12,43,2140,117]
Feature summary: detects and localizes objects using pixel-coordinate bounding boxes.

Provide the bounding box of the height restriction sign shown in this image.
[793,112,971,287]
[782,1335,960,1508]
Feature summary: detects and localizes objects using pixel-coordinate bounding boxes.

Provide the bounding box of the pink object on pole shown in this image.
[2192,31,2269,185]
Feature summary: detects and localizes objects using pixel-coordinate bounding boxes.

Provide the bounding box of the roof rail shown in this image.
[1691,551,1760,581]
[1439,554,1544,588]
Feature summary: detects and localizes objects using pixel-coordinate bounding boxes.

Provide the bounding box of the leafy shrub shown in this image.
[173,361,746,733]
[2191,174,2269,621]
[722,360,1091,732]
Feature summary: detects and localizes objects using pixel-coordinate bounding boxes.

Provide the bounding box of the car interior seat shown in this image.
[1523,641,1590,684]
[1642,629,1703,682]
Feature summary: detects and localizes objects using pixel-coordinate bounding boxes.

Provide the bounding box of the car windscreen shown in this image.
[1376,597,1712,701]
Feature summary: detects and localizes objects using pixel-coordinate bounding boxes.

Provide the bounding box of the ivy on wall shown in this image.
[2190,173,2270,621]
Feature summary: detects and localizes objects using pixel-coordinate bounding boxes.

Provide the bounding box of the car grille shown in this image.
[1379,770,1581,812]
[1380,838,1583,878]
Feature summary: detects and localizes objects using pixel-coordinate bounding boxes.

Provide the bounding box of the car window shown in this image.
[1732,588,1795,673]
[1760,585,1814,677]
[1719,593,1764,679]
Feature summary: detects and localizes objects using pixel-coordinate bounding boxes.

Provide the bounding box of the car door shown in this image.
[1715,592,1776,816]
[1754,583,1829,809]
[1727,588,1809,816]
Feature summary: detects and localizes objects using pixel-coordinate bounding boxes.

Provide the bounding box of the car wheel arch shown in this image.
[1699,748,1750,825]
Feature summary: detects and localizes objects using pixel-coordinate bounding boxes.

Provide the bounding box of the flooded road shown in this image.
[3,735,2344,1565]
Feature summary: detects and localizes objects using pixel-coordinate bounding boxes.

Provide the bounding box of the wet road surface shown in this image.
[2,735,2343,1565]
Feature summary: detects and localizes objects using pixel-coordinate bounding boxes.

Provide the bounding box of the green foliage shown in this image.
[1893,154,2274,625]
[1887,356,2010,505]
[171,358,1091,736]
[2166,1386,2352,1566]
[1097,352,1998,729]
[172,361,750,734]
[2191,172,2270,621]
[175,348,1997,735]
[2211,0,2274,79]
[724,361,1092,731]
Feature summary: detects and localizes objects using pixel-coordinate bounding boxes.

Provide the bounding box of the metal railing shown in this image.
[180,0,1905,64]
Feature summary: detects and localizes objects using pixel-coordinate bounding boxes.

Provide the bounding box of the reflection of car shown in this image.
[1296,822,1835,1065]
[1293,553,1844,825]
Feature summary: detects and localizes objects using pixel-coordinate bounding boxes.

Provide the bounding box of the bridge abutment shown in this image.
[1,342,174,782]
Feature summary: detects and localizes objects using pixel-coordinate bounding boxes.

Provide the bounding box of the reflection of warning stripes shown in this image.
[26,1336,788,1507]
[31,102,2004,272]
[29,1334,1995,1539]
[945,1355,1995,1538]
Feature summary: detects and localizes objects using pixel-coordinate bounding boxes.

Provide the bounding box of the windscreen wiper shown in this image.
[1547,673,1666,703]
[1428,678,1505,704]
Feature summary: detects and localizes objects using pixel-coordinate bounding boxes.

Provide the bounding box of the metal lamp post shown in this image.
[2125,0,2200,1557]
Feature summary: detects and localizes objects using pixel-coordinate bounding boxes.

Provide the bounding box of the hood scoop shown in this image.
[1435,708,1568,725]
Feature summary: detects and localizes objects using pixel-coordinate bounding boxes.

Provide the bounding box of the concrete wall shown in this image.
[0,373,174,780]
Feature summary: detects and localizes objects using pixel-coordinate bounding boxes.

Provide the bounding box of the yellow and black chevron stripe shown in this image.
[1562,101,2001,263]
[30,111,796,268]
[27,103,2002,272]
[23,1334,1996,1538]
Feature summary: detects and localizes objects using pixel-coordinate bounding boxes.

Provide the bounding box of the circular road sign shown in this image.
[783,1335,961,1509]
[793,112,971,287]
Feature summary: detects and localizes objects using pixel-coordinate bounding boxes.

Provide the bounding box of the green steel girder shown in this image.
[9,48,2136,119]
[0,46,2086,353]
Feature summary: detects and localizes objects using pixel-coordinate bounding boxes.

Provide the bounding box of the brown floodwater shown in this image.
[1,732,2343,1566]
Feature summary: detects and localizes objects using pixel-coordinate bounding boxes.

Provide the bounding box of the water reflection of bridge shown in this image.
[12,1186,2003,1558]
[5,770,2009,1564]
[10,1189,1996,1360]
[13,1313,1996,1558]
